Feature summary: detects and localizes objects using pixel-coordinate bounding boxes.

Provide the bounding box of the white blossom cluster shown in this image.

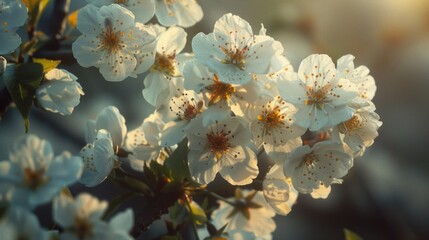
[0,135,134,240]
[0,0,383,238]
[70,2,381,238]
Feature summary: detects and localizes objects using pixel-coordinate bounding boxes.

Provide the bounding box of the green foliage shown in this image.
[164,139,192,182]
[3,63,44,132]
[33,58,61,73]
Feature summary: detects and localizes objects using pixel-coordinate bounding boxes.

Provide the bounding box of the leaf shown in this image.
[102,192,135,220]
[33,58,61,73]
[23,0,50,29]
[187,200,207,225]
[3,63,44,132]
[67,10,79,29]
[164,139,191,182]
[344,229,364,240]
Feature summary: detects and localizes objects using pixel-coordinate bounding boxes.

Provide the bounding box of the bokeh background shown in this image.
[1,0,429,239]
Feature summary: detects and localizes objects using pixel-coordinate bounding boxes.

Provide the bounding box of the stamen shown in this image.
[23,168,47,190]
[206,130,230,159]
[99,18,121,54]
[153,52,176,76]
[220,46,249,70]
[305,84,332,109]
[206,74,236,104]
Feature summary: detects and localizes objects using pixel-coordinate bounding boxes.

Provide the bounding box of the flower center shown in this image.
[257,105,285,129]
[303,153,318,167]
[220,46,248,70]
[23,168,47,190]
[304,85,332,110]
[206,74,236,105]
[339,115,362,133]
[183,102,202,120]
[206,131,230,159]
[99,18,121,54]
[115,0,127,3]
[73,218,93,240]
[153,52,176,76]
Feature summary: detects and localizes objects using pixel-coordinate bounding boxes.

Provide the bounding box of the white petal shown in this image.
[298,54,336,86]
[219,145,258,185]
[188,150,220,185]
[95,106,127,147]
[156,26,187,55]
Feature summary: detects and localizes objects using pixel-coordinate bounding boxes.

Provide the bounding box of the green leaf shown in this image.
[33,58,61,73]
[23,0,50,31]
[3,63,44,132]
[102,192,135,220]
[187,200,207,225]
[164,139,191,182]
[344,229,364,240]
[168,201,187,228]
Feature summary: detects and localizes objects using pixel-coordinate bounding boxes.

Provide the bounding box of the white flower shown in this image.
[86,106,127,148]
[183,58,270,120]
[335,102,382,155]
[0,207,48,240]
[142,26,188,107]
[72,4,154,82]
[125,112,166,171]
[186,117,258,185]
[36,68,84,115]
[283,141,353,194]
[211,189,276,239]
[278,54,359,131]
[155,0,203,28]
[336,54,376,103]
[79,129,117,187]
[131,23,157,76]
[263,164,298,215]
[53,193,134,240]
[248,96,305,163]
[87,0,155,23]
[160,90,205,147]
[0,135,83,209]
[0,0,28,54]
[192,13,287,85]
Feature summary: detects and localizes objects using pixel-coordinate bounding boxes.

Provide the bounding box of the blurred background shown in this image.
[1,0,429,239]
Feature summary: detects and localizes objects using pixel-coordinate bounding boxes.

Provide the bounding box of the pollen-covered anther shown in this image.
[339,115,363,133]
[206,131,231,159]
[304,84,332,109]
[303,154,317,167]
[257,105,285,129]
[182,101,202,120]
[206,74,236,104]
[153,52,176,76]
[220,46,248,70]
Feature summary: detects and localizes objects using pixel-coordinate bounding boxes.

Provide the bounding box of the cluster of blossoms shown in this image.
[0,0,382,239]
[70,0,381,237]
[0,135,134,240]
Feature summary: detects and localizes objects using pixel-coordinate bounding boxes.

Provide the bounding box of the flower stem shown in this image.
[184,196,200,240]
